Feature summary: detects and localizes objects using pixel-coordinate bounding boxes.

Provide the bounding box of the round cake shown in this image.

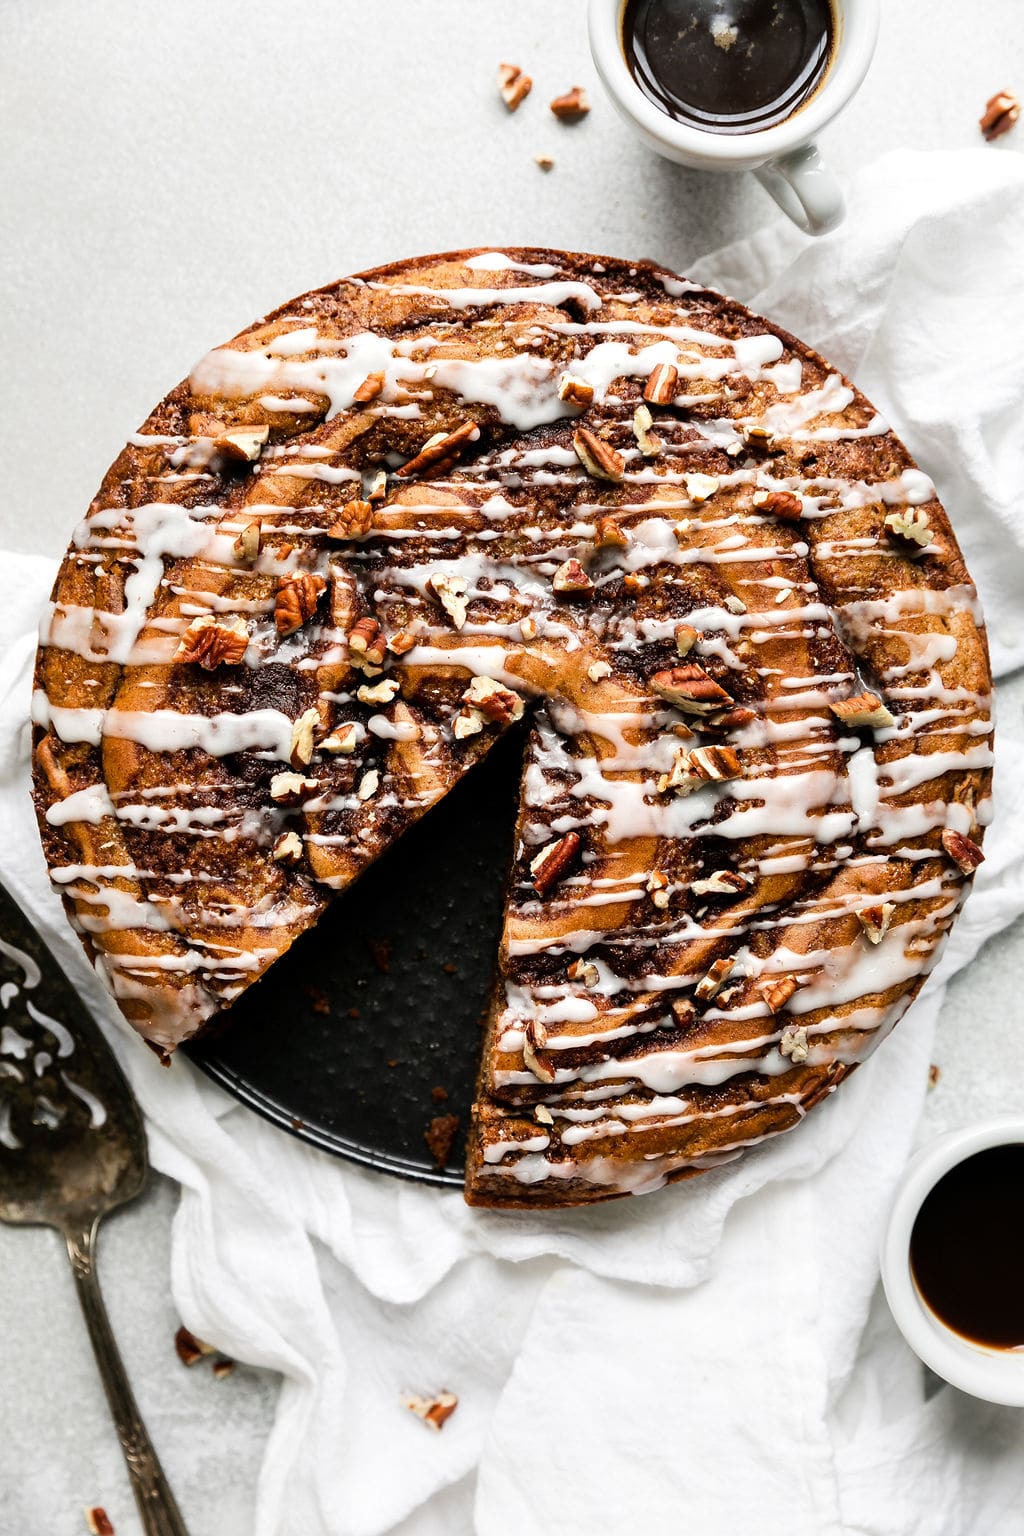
[32,248,993,1206]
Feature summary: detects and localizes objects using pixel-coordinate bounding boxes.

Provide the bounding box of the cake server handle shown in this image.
[65,1218,190,1536]
[755,143,845,236]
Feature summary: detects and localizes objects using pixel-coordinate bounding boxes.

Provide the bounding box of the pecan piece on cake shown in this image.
[275,572,326,636]
[175,615,248,669]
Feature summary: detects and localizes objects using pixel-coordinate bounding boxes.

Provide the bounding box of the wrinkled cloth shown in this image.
[4,147,1024,1535]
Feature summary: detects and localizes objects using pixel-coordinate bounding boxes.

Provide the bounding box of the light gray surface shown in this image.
[2,2,1023,1532]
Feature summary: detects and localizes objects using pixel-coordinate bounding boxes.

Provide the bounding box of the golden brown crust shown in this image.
[33,248,992,1200]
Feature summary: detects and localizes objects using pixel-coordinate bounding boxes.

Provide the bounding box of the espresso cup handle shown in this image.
[754,143,845,236]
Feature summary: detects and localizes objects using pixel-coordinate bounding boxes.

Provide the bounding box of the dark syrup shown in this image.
[623,0,836,135]
[909,1145,1024,1350]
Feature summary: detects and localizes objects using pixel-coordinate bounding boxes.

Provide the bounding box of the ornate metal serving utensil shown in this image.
[0,878,188,1535]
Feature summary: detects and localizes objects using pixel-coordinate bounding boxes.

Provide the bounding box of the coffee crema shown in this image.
[622,0,837,136]
[909,1144,1024,1351]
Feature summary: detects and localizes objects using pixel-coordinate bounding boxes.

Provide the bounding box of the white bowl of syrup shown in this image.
[881,1119,1024,1406]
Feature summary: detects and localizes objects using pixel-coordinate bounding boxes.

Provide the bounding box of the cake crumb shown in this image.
[431,1085,449,1103]
[535,153,555,171]
[304,984,331,1016]
[928,1063,942,1089]
[368,937,392,973]
[425,1113,460,1169]
[712,20,739,50]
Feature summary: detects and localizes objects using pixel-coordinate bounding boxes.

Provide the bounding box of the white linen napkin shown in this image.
[4,146,1024,1535]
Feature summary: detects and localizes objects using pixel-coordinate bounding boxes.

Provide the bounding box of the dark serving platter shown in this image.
[185,727,525,1187]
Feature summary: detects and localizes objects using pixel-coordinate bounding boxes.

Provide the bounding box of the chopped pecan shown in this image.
[552,557,594,594]
[453,708,485,739]
[588,660,612,682]
[428,571,469,629]
[535,1103,554,1125]
[567,958,600,987]
[275,572,326,636]
[274,831,303,866]
[980,89,1020,140]
[695,957,733,1001]
[671,997,696,1028]
[529,831,581,896]
[742,422,776,450]
[549,85,590,119]
[632,403,662,457]
[85,1508,115,1536]
[233,519,262,561]
[594,515,628,548]
[646,868,671,908]
[558,372,595,407]
[175,615,249,669]
[396,421,479,479]
[463,675,525,723]
[388,629,416,655]
[348,615,386,665]
[270,771,318,805]
[357,677,400,706]
[674,623,698,657]
[884,508,932,549]
[320,723,360,755]
[803,1061,849,1109]
[753,488,803,520]
[643,362,678,405]
[212,1358,235,1380]
[498,62,532,111]
[858,901,896,944]
[830,692,894,729]
[403,1390,459,1431]
[353,370,385,403]
[535,153,556,171]
[289,707,321,767]
[691,870,751,897]
[689,744,742,780]
[941,829,985,875]
[522,1018,556,1082]
[705,706,757,733]
[328,499,374,540]
[573,427,624,482]
[762,976,798,1013]
[659,743,742,795]
[174,1324,215,1367]
[357,769,380,801]
[779,1023,809,1063]
[651,664,734,714]
[367,467,388,502]
[683,472,719,503]
[214,424,269,463]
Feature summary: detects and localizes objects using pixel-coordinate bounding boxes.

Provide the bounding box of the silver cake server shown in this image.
[0,877,188,1535]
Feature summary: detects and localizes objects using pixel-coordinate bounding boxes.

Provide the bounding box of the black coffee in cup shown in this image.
[909,1144,1024,1350]
[623,0,837,135]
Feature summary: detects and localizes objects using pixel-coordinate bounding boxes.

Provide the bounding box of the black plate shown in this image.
[185,728,524,1186]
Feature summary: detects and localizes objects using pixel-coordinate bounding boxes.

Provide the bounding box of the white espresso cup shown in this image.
[880,1118,1024,1407]
[587,0,879,235]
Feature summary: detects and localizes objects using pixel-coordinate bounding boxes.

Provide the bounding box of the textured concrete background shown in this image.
[2,2,1023,1531]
